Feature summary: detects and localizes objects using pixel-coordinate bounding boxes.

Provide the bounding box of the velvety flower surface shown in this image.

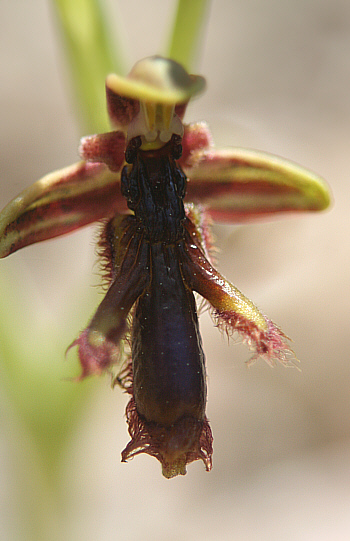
[0,56,331,477]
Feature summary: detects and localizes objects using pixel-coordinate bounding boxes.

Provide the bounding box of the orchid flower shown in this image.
[0,56,330,478]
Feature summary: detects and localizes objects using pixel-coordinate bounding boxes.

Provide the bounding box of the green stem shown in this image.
[51,0,125,133]
[167,0,211,70]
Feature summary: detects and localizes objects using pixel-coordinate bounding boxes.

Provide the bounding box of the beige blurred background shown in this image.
[1,0,350,539]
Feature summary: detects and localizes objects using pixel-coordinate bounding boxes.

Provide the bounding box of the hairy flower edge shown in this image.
[214,310,297,368]
[117,359,213,478]
[67,328,122,379]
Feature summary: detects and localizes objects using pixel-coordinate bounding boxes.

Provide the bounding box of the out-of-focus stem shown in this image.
[167,0,210,70]
[52,0,125,133]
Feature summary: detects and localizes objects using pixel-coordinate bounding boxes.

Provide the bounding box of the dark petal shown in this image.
[70,222,150,378]
[122,395,213,478]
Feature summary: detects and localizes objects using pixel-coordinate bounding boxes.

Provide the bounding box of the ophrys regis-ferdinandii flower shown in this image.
[0,56,331,478]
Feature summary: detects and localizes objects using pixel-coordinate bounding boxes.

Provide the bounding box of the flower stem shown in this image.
[167,0,211,70]
[51,0,126,133]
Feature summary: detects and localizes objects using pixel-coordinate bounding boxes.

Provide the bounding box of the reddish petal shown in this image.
[179,122,213,169]
[0,161,128,257]
[174,102,189,121]
[79,131,126,171]
[106,84,140,128]
[184,148,331,222]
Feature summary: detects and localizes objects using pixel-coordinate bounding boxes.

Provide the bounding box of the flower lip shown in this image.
[106,55,206,105]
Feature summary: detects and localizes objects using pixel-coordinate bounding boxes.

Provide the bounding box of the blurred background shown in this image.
[0,0,349,539]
